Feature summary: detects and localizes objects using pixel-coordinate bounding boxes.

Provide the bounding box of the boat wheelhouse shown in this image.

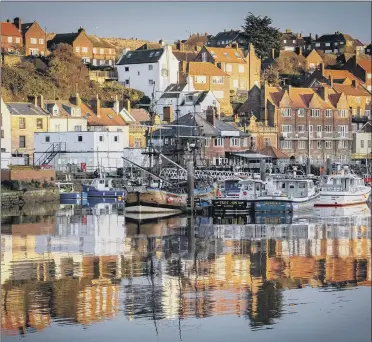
[316,172,371,207]
[56,182,87,203]
[83,177,127,199]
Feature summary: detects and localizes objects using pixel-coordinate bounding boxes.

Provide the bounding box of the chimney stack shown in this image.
[319,86,328,102]
[159,39,165,46]
[114,94,120,114]
[163,106,174,123]
[206,106,215,127]
[13,17,21,31]
[298,46,303,56]
[93,94,101,118]
[320,63,325,76]
[315,34,319,40]
[27,95,37,107]
[285,28,291,33]
[37,95,44,109]
[70,93,82,106]
[123,98,131,113]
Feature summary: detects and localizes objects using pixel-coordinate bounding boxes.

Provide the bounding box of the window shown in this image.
[212,76,224,84]
[311,109,320,117]
[326,109,332,117]
[39,38,44,44]
[99,135,104,142]
[125,79,129,85]
[233,79,239,88]
[366,110,371,118]
[99,59,105,65]
[93,48,97,53]
[109,49,113,54]
[297,109,305,117]
[19,136,26,148]
[281,125,292,133]
[338,125,348,137]
[280,140,292,149]
[317,125,322,132]
[298,125,304,132]
[298,141,306,149]
[214,138,223,147]
[213,91,224,99]
[283,39,287,43]
[78,135,83,142]
[292,40,296,44]
[148,65,153,70]
[45,136,50,142]
[325,125,332,133]
[325,43,330,47]
[148,79,154,86]
[205,138,211,147]
[368,140,371,148]
[114,135,119,142]
[325,141,332,149]
[76,46,80,53]
[125,66,129,72]
[355,97,361,103]
[30,37,37,44]
[55,124,60,132]
[195,76,206,83]
[230,138,240,147]
[100,48,104,54]
[1,129,4,138]
[339,109,348,118]
[15,37,20,43]
[238,65,244,73]
[201,52,207,62]
[36,118,43,129]
[334,42,338,46]
[317,141,322,149]
[367,73,372,79]
[7,37,13,43]
[19,118,26,129]
[361,140,364,148]
[315,43,320,47]
[281,108,292,117]
[82,47,88,53]
[74,125,82,132]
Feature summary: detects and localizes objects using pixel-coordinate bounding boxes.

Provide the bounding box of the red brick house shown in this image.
[87,35,116,66]
[47,27,93,63]
[0,20,23,53]
[13,18,47,56]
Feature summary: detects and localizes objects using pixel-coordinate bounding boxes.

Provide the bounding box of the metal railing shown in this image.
[34,142,66,166]
[280,131,353,140]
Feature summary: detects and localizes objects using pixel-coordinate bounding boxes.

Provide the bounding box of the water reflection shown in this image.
[1,202,371,337]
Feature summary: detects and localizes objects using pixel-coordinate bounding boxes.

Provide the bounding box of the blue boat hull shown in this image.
[60,192,87,200]
[60,198,89,206]
[83,185,126,199]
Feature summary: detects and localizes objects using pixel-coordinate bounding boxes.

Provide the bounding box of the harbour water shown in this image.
[1,202,371,342]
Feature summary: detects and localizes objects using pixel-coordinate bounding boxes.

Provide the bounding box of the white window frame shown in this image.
[201,52,207,62]
[315,43,320,47]
[214,138,224,147]
[311,109,320,117]
[339,109,348,118]
[283,39,287,44]
[298,125,304,133]
[298,141,306,150]
[317,141,322,149]
[212,76,224,84]
[39,38,44,45]
[325,141,333,149]
[100,48,104,54]
[230,138,240,147]
[325,43,330,47]
[325,125,332,133]
[93,48,97,53]
[82,47,88,53]
[281,124,292,133]
[297,109,305,117]
[226,64,232,72]
[195,76,206,84]
[281,108,292,117]
[238,65,244,73]
[8,36,13,43]
[30,37,37,44]
[76,46,80,53]
[280,140,292,149]
[15,37,21,44]
[326,109,332,117]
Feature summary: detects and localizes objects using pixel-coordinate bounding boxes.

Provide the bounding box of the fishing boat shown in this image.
[315,170,371,207]
[82,177,126,199]
[212,176,319,214]
[56,182,87,201]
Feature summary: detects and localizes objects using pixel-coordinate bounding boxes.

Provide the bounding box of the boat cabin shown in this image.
[89,178,116,191]
[322,174,366,192]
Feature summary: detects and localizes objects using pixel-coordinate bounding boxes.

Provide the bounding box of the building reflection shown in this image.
[1,204,371,336]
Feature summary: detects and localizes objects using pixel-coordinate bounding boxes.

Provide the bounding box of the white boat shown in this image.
[315,171,371,207]
[212,176,320,213]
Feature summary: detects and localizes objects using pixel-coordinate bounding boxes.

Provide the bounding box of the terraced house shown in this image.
[15,17,47,56]
[244,85,352,164]
[195,43,261,93]
[87,35,116,66]
[179,61,232,114]
[47,27,92,63]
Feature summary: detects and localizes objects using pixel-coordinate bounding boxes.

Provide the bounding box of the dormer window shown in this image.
[53,108,58,115]
[186,95,194,103]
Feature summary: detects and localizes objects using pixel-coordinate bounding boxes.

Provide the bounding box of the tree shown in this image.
[261,65,281,86]
[241,13,283,59]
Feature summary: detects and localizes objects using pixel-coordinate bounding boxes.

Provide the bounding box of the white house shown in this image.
[116,44,179,100]
[155,80,220,120]
[1,97,12,168]
[352,132,372,160]
[34,131,125,171]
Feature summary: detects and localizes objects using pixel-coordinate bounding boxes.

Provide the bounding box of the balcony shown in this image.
[280,131,352,140]
[352,115,369,123]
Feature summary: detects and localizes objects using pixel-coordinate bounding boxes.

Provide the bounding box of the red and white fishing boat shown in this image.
[315,170,371,207]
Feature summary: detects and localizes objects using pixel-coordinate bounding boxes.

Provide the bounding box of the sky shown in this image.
[0,1,371,43]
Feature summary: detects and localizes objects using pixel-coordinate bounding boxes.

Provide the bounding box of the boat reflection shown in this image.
[1,203,371,336]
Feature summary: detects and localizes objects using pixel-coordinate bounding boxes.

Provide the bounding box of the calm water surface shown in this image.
[1,202,371,342]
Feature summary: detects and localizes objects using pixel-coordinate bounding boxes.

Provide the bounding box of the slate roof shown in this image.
[6,103,48,116]
[208,30,242,45]
[44,100,81,117]
[315,33,346,43]
[87,35,115,48]
[160,84,190,98]
[48,33,79,48]
[152,112,247,138]
[0,22,22,37]
[21,22,34,35]
[117,48,164,65]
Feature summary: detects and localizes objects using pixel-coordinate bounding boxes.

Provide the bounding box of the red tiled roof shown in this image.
[130,108,150,122]
[260,146,289,159]
[81,103,127,126]
[0,22,22,37]
[358,59,372,73]
[332,84,371,96]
